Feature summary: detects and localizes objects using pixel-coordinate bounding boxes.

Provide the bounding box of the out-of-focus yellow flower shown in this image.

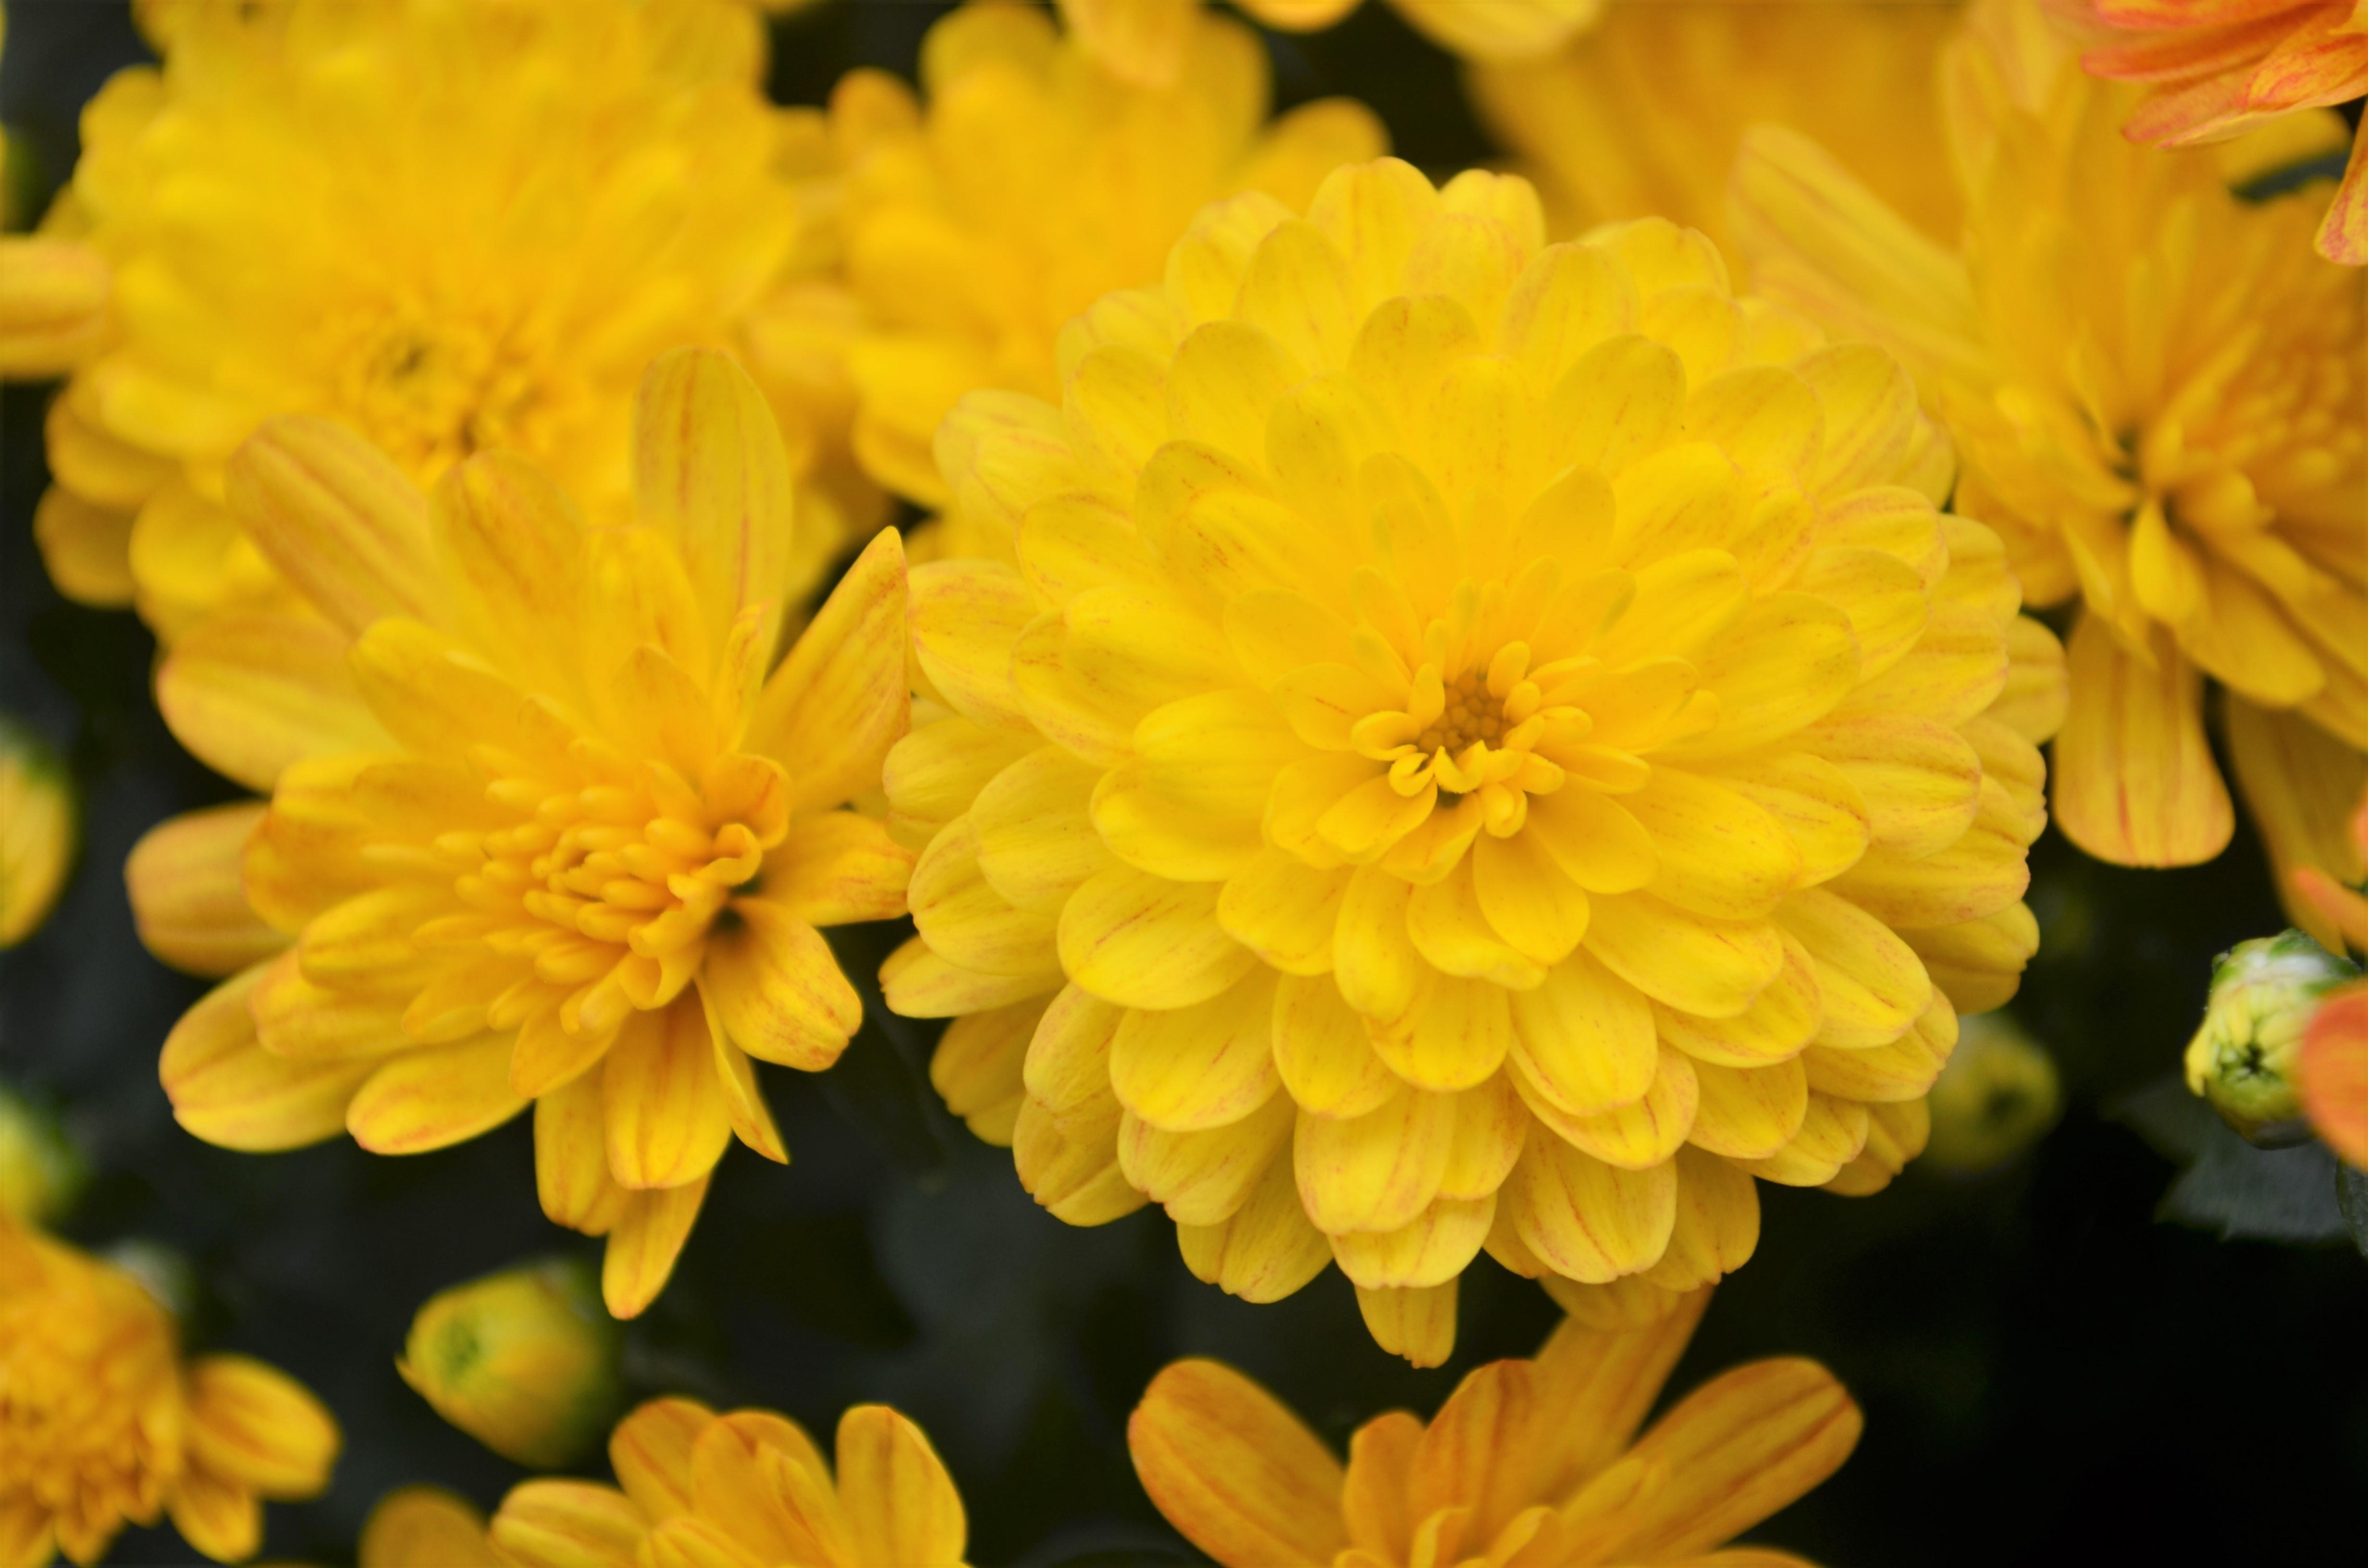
[485,1396,969,1568]
[136,350,915,1318]
[887,156,2065,1362]
[357,1488,504,1568]
[1473,0,1966,255]
[758,0,1384,509]
[1131,1290,1859,1566]
[1733,0,2367,881]
[0,0,855,642]
[1057,0,1601,86]
[0,717,75,946]
[2185,930,2358,1147]
[0,1223,338,1566]
[1922,1009,2059,1171]
[0,1084,86,1226]
[397,1258,621,1469]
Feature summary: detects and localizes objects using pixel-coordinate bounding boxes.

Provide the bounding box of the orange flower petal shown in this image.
[184,1353,341,1498]
[1128,1360,1349,1568]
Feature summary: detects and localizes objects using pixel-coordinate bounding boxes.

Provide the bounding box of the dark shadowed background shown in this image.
[4,3,2363,1564]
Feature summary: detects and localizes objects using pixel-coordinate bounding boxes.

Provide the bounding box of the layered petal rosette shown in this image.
[888,159,2064,1362]
[135,351,913,1316]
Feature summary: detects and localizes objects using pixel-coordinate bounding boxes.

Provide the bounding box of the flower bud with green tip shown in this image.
[1925,1012,2063,1173]
[397,1257,621,1468]
[0,1084,86,1225]
[0,718,75,948]
[2185,931,2362,1148]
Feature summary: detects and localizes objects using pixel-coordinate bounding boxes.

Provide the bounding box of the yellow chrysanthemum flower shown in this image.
[0,717,76,947]
[0,1223,339,1567]
[1055,0,1601,87]
[888,157,2064,1362]
[1470,0,1967,255]
[1131,1291,1858,1567]
[132,350,915,1318]
[362,1396,970,1568]
[1732,0,2367,898]
[758,0,1384,510]
[0,0,847,642]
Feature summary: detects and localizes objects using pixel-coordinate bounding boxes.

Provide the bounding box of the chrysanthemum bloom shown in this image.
[1055,0,1602,86]
[2060,0,2368,263]
[1471,0,1968,255]
[134,350,914,1317]
[1131,1291,1859,1567]
[765,0,1383,510]
[888,156,2063,1362]
[0,1223,339,1566]
[0,717,75,947]
[484,1396,969,1568]
[0,0,846,642]
[1733,0,2366,891]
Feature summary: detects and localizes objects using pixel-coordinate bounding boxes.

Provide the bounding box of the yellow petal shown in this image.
[1403,1359,1540,1548]
[1507,1133,1675,1284]
[1776,890,1931,1051]
[611,1398,716,1523]
[1293,1085,1454,1234]
[761,812,915,929]
[2052,616,2231,867]
[703,897,863,1070]
[603,1001,733,1191]
[908,559,1036,731]
[184,1353,339,1497]
[1110,971,1282,1132]
[1610,1358,1862,1559]
[1122,1091,1295,1228]
[971,748,1114,913]
[688,1409,834,1566]
[167,1465,261,1564]
[127,803,286,977]
[879,935,1059,1018]
[633,349,795,663]
[1641,1149,1760,1293]
[1178,1152,1335,1304]
[225,414,437,636]
[1653,933,1821,1068]
[491,1481,649,1568]
[427,452,587,703]
[1734,1092,1870,1187]
[1623,769,1804,922]
[1353,1279,1458,1368]
[1219,852,1350,976]
[0,235,111,375]
[536,1068,630,1237]
[1128,1360,1349,1568]
[1507,950,1658,1115]
[2225,698,2368,952]
[601,1175,710,1319]
[909,817,1065,977]
[1060,865,1257,1011]
[1586,893,1783,1019]
[359,1488,503,1568]
[348,1035,528,1155]
[33,486,136,607]
[1014,1096,1149,1226]
[930,996,1044,1146]
[1470,831,1591,967]
[1803,713,1982,861]
[1686,1058,1810,1161]
[837,1406,968,1568]
[749,528,912,813]
[1522,1044,1697,1171]
[1371,975,1517,1093]
[1709,752,1871,889]
[1272,973,1401,1118]
[1330,1194,1494,1289]
[1407,859,1547,988]
[1802,992,1954,1103]
[1523,787,1657,894]
[161,966,372,1152]
[157,611,388,792]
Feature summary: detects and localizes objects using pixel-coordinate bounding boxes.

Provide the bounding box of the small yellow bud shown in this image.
[2185,931,2361,1147]
[0,717,76,947]
[1924,1012,2063,1173]
[397,1257,621,1468]
[0,1084,86,1225]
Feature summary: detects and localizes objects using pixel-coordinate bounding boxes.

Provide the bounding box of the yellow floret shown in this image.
[887,155,2065,1362]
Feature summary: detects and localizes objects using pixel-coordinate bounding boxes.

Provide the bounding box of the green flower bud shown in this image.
[2184,931,2361,1148]
[0,1084,86,1226]
[397,1257,621,1468]
[1924,1012,2062,1173]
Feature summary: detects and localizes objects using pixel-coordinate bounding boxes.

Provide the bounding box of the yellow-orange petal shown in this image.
[347,1035,528,1155]
[603,1001,734,1191]
[161,966,372,1152]
[633,349,796,665]
[127,803,286,977]
[225,415,438,636]
[2298,985,2368,1168]
[359,1488,504,1568]
[491,1481,649,1568]
[184,1353,340,1498]
[1129,1360,1350,1568]
[703,897,863,1070]
[2053,616,2233,868]
[166,1465,261,1565]
[601,1175,711,1320]
[836,1406,968,1567]
[750,528,913,814]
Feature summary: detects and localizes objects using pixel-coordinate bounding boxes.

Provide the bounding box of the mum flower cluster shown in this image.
[1131,1290,1860,1567]
[0,1224,338,1567]
[0,0,824,638]
[889,155,2062,1361]
[1735,0,2366,891]
[135,350,912,1316]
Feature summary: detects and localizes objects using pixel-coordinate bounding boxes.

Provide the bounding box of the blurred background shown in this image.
[3,3,2364,1564]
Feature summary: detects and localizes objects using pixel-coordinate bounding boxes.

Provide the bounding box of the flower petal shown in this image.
[704,897,863,1069]
[751,528,912,813]
[1110,970,1283,1132]
[127,803,287,977]
[602,1174,711,1319]
[226,414,438,636]
[491,1481,649,1568]
[633,349,796,661]
[1128,1360,1349,1568]
[836,1406,968,1568]
[184,1353,340,1498]
[2052,616,2232,867]
[161,966,372,1152]
[1609,1358,1862,1558]
[157,611,389,792]
[604,1000,734,1190]
[1061,865,1258,1010]
[347,1035,528,1154]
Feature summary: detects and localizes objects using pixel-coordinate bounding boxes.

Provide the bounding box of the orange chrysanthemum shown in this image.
[2060,0,2368,262]
[1130,1291,1859,1568]
[131,350,913,1317]
[0,1224,338,1567]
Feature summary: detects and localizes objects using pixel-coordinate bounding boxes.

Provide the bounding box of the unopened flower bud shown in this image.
[397,1257,621,1468]
[2185,931,2360,1147]
[0,1084,86,1225]
[0,717,75,947]
[1924,1012,2062,1173]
